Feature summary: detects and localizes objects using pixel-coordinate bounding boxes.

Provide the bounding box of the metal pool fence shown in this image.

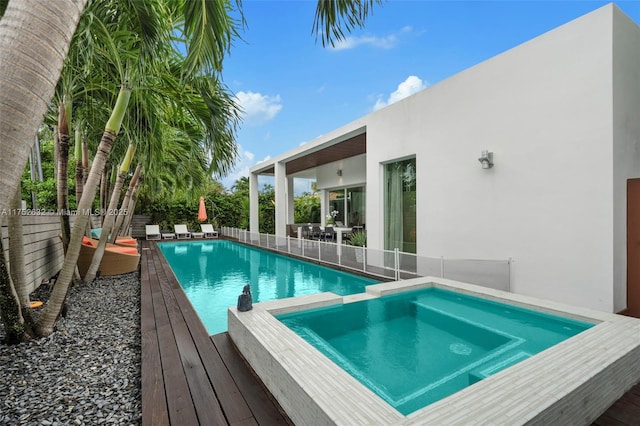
[221,227,512,292]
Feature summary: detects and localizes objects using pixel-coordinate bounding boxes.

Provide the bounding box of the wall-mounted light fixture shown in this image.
[337,169,342,176]
[478,150,494,169]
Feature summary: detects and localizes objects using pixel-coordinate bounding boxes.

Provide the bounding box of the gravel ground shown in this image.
[0,273,141,425]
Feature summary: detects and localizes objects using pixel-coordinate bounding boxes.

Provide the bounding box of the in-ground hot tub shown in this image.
[228,277,640,425]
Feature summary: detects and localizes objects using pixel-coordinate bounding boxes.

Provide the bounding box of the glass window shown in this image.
[328,190,345,224]
[384,158,416,253]
[328,186,366,227]
[347,187,365,227]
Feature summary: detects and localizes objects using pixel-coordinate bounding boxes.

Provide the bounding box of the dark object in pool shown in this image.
[237,284,253,312]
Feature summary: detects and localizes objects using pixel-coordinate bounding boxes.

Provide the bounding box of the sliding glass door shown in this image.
[384,158,416,253]
[328,186,366,227]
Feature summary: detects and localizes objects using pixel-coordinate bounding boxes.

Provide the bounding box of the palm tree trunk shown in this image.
[35,86,131,337]
[74,128,84,205]
[113,163,141,237]
[119,175,142,237]
[0,0,87,214]
[99,162,109,226]
[84,144,136,282]
[0,217,25,344]
[8,182,34,331]
[83,170,126,283]
[57,99,72,253]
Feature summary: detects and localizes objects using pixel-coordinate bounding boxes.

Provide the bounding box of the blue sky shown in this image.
[220,0,640,191]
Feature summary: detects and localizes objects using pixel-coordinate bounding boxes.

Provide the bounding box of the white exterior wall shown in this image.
[367,5,617,311]
[274,162,287,238]
[315,154,366,190]
[612,8,640,312]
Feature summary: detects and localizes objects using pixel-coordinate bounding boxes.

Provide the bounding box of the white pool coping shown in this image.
[228,277,640,425]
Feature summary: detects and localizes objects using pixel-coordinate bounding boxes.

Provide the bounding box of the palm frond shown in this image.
[177,0,243,74]
[313,0,384,47]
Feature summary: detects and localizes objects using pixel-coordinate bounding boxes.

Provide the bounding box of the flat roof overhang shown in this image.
[253,131,366,177]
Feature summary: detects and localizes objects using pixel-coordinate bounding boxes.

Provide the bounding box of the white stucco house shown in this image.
[249,3,640,315]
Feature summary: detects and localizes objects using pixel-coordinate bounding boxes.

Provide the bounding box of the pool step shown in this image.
[468,351,531,384]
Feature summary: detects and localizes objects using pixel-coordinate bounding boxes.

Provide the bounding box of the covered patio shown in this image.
[249,129,367,240]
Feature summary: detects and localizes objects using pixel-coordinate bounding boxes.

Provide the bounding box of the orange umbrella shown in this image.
[198,196,207,222]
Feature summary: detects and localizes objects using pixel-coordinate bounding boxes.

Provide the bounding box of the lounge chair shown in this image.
[94,227,137,246]
[201,224,219,239]
[77,237,140,278]
[145,225,161,240]
[114,236,138,247]
[174,224,191,239]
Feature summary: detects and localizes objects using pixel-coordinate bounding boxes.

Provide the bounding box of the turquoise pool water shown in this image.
[277,287,594,415]
[159,240,377,334]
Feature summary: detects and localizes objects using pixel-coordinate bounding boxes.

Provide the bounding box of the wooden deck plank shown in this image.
[156,246,256,425]
[212,333,292,426]
[152,248,228,425]
[593,382,640,425]
[140,252,169,426]
[149,252,200,425]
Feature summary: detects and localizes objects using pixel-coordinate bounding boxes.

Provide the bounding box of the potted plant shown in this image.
[349,230,366,246]
[349,230,366,263]
[326,210,339,225]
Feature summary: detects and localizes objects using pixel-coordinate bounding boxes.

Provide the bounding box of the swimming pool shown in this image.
[159,240,378,334]
[228,277,640,424]
[277,287,593,415]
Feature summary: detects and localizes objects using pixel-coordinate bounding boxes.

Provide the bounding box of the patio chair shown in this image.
[311,225,323,240]
[201,224,219,239]
[300,225,311,239]
[145,225,161,240]
[174,224,191,239]
[161,231,175,239]
[323,226,336,242]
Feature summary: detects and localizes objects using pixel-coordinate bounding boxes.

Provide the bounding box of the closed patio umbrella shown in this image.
[198,196,207,222]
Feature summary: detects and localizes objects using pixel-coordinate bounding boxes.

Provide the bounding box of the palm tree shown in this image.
[1,0,381,341]
[36,0,244,335]
[35,85,132,336]
[0,0,88,344]
[0,0,87,215]
[56,98,73,253]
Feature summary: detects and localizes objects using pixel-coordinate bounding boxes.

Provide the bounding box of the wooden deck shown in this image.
[140,238,640,426]
[592,382,640,425]
[140,240,292,425]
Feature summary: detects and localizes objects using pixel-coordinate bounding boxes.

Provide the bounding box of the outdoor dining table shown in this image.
[297,226,353,255]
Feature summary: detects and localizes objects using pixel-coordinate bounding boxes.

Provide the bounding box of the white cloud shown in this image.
[331,26,418,51]
[235,91,283,125]
[373,76,428,111]
[333,34,397,51]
